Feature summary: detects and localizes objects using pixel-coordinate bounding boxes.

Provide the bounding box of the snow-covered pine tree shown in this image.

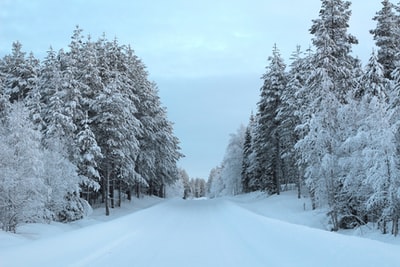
[253,44,287,195]
[123,46,182,197]
[309,0,358,101]
[370,0,400,80]
[91,73,140,215]
[151,102,182,197]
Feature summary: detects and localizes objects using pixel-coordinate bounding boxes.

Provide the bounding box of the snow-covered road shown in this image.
[1,198,400,267]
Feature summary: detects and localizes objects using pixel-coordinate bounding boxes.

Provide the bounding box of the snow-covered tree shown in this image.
[253,44,287,194]
[356,49,389,100]
[179,169,192,199]
[277,46,303,194]
[207,166,224,198]
[220,125,246,196]
[295,0,358,230]
[370,0,400,79]
[241,114,257,193]
[0,103,48,232]
[1,42,39,102]
[165,180,184,199]
[76,112,102,204]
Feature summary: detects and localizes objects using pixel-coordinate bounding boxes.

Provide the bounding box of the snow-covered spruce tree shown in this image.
[253,44,287,195]
[76,112,102,204]
[370,0,400,80]
[356,49,389,100]
[41,53,77,155]
[0,42,39,103]
[241,114,257,193]
[295,0,358,230]
[276,46,304,195]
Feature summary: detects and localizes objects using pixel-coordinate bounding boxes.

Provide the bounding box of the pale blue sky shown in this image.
[1,1,381,179]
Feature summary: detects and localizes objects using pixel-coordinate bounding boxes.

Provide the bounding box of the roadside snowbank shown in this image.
[229,190,400,246]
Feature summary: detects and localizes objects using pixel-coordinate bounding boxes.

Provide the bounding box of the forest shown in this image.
[0,27,186,232]
[207,0,400,236]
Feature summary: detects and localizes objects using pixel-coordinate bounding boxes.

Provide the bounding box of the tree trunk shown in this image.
[110,178,115,209]
[382,220,387,234]
[330,210,339,231]
[105,163,110,216]
[275,138,281,195]
[392,217,399,236]
[86,185,90,203]
[127,189,132,202]
[297,172,301,199]
[117,180,122,207]
[135,183,140,198]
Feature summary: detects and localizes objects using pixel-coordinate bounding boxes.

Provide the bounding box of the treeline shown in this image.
[166,169,207,199]
[208,0,400,236]
[0,27,182,232]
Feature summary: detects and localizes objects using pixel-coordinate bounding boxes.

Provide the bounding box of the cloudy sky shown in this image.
[1,0,382,179]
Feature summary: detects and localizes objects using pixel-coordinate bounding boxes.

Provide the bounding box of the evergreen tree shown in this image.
[309,0,358,102]
[253,44,287,194]
[76,112,102,204]
[277,46,303,194]
[241,114,256,193]
[91,74,140,215]
[370,0,399,79]
[296,0,358,230]
[357,49,388,100]
[1,42,39,102]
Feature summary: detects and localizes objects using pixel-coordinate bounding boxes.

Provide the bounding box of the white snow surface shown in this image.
[1,191,400,267]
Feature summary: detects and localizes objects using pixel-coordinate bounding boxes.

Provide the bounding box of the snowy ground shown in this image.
[1,191,400,267]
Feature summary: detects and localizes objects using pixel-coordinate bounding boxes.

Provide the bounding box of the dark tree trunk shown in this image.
[110,178,115,209]
[117,180,122,207]
[127,189,132,201]
[105,164,110,216]
[392,217,399,236]
[135,183,140,198]
[297,169,302,199]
